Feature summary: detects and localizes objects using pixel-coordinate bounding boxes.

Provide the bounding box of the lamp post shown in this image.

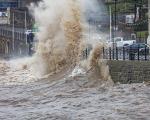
[12,12,15,51]
[25,11,27,44]
[114,0,117,38]
[149,0,150,35]
[109,5,112,42]
[147,0,150,45]
[134,0,137,23]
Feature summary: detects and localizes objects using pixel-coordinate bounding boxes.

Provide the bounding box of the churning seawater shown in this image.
[0,0,150,119]
[0,60,150,120]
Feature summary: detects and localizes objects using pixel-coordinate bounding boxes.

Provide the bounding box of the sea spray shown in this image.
[28,0,112,84]
[78,43,113,87]
[29,0,82,77]
[0,0,112,86]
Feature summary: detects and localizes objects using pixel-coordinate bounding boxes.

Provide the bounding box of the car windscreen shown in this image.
[130,44,138,48]
[139,44,146,48]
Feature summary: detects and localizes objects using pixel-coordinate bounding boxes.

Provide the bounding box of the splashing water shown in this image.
[28,0,82,77]
[26,0,111,83]
[0,0,112,86]
[0,1,150,120]
[0,59,37,85]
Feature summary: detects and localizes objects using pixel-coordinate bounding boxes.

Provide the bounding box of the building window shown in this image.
[0,2,18,8]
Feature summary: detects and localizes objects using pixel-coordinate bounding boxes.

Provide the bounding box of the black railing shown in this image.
[102,46,150,61]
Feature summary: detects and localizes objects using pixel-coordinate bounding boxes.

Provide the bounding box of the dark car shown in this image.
[126,43,149,55]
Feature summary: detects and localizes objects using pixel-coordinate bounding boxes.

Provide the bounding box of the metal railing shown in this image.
[0,25,26,41]
[102,46,150,61]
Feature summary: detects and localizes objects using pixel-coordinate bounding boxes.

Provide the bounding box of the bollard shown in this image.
[109,47,111,60]
[116,47,118,60]
[123,46,125,60]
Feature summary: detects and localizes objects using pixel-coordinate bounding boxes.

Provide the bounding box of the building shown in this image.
[0,0,41,27]
[148,0,150,35]
[105,0,148,40]
[147,0,150,44]
[0,0,19,10]
[19,0,41,8]
[0,0,41,10]
[105,0,122,4]
[0,0,41,57]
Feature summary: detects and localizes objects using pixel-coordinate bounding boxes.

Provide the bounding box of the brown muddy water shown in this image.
[0,60,150,120]
[0,0,150,119]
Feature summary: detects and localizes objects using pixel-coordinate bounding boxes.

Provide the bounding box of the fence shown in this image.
[102,45,150,61]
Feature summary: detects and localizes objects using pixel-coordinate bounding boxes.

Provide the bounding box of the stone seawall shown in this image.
[108,60,150,83]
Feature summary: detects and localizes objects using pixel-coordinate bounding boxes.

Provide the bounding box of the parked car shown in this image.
[126,43,150,55]
[114,37,136,47]
[25,30,37,35]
